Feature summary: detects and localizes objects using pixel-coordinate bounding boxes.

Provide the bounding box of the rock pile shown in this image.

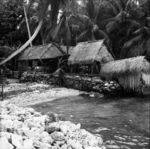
[19,73,122,95]
[20,72,51,84]
[0,103,106,149]
[64,75,122,95]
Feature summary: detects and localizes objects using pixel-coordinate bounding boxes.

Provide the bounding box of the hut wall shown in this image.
[142,73,150,86]
[118,72,150,91]
[32,60,38,68]
[18,61,28,71]
[118,73,141,90]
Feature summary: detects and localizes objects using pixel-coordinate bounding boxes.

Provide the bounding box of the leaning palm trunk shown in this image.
[0,20,43,66]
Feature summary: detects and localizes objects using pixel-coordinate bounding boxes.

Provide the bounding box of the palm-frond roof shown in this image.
[101,56,150,76]
[68,40,114,65]
[18,44,72,60]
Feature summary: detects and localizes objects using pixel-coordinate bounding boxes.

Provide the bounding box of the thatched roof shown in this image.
[68,40,114,65]
[101,56,150,90]
[101,56,150,76]
[18,44,72,60]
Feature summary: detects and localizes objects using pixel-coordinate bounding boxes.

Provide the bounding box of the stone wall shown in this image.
[19,73,122,95]
[63,74,122,95]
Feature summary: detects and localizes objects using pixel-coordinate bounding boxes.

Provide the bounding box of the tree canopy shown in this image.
[0,0,150,66]
[0,0,25,47]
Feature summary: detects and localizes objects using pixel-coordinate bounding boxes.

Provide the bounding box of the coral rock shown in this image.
[46,122,60,133]
[51,131,65,141]
[0,137,14,149]
[11,134,23,148]
[22,139,35,149]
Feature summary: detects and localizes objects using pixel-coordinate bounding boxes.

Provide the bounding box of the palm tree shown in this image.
[47,0,150,59]
[0,0,68,66]
[48,0,110,44]
[118,0,150,58]
[95,0,150,59]
[75,0,110,43]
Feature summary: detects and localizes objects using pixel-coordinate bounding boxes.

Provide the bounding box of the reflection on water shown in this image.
[32,95,150,149]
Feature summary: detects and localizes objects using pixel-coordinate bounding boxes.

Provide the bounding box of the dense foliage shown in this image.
[0,0,150,63]
[34,0,150,59]
[64,0,150,59]
[0,0,26,47]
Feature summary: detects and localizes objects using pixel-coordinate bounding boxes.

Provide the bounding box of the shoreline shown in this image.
[0,102,105,149]
[1,83,83,107]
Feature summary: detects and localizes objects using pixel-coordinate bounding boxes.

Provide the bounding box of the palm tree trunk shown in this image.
[23,5,32,47]
[0,20,43,66]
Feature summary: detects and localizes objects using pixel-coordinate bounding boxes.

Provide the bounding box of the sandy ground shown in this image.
[4,83,49,93]
[1,82,82,107]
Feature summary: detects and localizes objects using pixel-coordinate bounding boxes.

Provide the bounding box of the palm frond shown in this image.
[111,0,123,11]
[37,0,51,20]
[86,0,96,21]
[51,13,65,41]
[133,26,150,36]
[96,1,119,29]
[105,21,119,34]
[147,17,150,27]
[64,17,71,44]
[120,35,143,58]
[122,34,142,50]
[26,0,37,12]
[76,29,92,42]
[51,0,60,25]
[107,0,121,15]
[92,25,109,40]
[118,0,128,10]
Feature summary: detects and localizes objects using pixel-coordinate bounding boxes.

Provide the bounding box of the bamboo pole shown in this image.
[23,5,32,47]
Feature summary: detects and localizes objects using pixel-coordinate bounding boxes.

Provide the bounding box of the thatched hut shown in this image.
[101,56,150,93]
[18,44,72,73]
[68,40,114,74]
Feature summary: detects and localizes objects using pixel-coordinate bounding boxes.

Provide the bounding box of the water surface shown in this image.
[32,95,150,149]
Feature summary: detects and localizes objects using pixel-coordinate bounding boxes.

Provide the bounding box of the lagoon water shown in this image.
[32,95,150,149]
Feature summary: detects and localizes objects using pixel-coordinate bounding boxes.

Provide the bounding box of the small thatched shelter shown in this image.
[18,44,72,72]
[18,44,70,61]
[101,56,150,92]
[68,40,114,74]
[68,40,114,65]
